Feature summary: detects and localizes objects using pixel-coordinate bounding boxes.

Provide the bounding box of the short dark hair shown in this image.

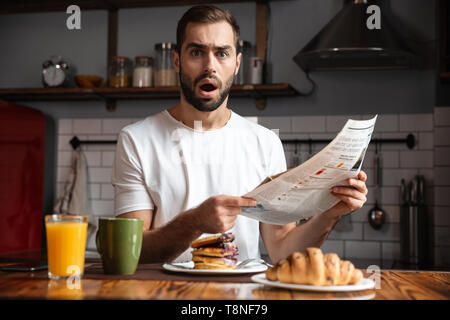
[176,5,240,54]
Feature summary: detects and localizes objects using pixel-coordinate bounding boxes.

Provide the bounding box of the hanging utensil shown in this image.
[417,175,424,205]
[291,142,300,168]
[308,139,313,160]
[400,179,407,205]
[410,178,417,205]
[368,143,386,230]
[400,175,429,268]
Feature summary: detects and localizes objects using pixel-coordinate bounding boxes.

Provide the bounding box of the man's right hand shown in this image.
[193,195,257,234]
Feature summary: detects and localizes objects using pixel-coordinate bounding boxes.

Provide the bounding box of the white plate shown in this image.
[162,261,268,275]
[251,273,376,292]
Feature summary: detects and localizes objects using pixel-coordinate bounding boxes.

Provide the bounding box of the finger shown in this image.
[223,206,243,216]
[332,187,367,202]
[348,178,368,195]
[221,196,257,207]
[221,216,238,232]
[358,170,367,182]
[332,193,364,211]
[332,188,367,202]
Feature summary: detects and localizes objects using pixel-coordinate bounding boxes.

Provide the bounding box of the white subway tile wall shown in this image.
[55,111,449,268]
[434,107,450,126]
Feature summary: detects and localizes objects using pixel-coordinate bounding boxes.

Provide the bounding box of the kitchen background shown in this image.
[0,0,448,269]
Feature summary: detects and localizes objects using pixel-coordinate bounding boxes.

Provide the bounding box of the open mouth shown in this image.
[198,82,218,97]
[199,83,217,92]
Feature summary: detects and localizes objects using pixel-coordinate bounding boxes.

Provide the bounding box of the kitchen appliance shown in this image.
[0,101,46,254]
[293,0,418,71]
[400,175,428,269]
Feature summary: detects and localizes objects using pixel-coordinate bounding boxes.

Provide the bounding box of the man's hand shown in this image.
[328,170,368,218]
[192,195,257,234]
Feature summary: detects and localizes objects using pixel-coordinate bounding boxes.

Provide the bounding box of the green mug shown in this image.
[96,217,143,275]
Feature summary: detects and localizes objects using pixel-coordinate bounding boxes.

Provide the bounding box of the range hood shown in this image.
[293,0,419,71]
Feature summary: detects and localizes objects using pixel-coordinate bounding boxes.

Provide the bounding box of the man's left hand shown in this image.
[329,170,368,218]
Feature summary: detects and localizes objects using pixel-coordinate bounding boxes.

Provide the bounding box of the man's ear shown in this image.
[172,49,180,73]
[234,52,242,76]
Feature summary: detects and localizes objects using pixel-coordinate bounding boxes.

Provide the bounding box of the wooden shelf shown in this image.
[0,87,99,101]
[0,84,299,101]
[0,0,297,110]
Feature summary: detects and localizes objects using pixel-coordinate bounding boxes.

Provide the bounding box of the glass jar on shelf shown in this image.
[235,40,251,85]
[132,56,153,88]
[108,56,131,88]
[154,42,178,87]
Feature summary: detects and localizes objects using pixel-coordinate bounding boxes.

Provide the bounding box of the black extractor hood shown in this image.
[293,0,419,71]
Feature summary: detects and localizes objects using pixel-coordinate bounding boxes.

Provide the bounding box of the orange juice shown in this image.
[45,215,88,279]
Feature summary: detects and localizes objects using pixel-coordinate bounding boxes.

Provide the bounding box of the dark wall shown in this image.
[436,0,450,106]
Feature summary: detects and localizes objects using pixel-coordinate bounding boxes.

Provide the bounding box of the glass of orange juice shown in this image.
[45,215,88,280]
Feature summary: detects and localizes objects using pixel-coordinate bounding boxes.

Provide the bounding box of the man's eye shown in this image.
[217,51,228,58]
[191,50,201,57]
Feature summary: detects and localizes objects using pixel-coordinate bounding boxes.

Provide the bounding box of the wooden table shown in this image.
[0,262,448,300]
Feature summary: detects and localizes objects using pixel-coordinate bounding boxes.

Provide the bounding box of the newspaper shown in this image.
[241,116,377,225]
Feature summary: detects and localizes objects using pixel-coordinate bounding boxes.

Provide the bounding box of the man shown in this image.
[111,5,368,264]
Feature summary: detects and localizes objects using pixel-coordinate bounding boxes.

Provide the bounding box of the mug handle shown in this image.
[96,229,102,255]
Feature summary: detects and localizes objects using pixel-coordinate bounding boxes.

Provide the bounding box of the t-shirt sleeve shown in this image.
[111,129,154,216]
[267,130,287,177]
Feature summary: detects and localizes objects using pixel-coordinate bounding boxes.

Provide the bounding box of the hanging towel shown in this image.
[54,150,97,250]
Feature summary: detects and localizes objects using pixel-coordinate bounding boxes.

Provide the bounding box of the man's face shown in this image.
[173,21,241,112]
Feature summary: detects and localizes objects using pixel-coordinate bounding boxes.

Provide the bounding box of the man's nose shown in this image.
[203,51,217,74]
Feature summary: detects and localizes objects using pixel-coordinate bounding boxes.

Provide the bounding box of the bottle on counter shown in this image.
[108,56,132,88]
[154,42,178,87]
[132,56,154,88]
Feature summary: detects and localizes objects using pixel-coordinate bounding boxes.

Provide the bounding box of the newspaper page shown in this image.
[241,116,377,225]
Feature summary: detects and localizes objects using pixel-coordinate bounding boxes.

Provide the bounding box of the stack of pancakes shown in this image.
[191,233,239,269]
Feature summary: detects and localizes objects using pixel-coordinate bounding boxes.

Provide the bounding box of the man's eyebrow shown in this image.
[216,45,233,51]
[185,42,233,51]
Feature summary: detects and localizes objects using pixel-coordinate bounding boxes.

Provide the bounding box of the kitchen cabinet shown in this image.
[0,0,299,111]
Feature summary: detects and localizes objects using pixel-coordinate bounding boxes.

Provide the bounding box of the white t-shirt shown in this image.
[111,109,286,262]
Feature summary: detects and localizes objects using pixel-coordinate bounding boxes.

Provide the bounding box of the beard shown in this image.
[179,65,235,112]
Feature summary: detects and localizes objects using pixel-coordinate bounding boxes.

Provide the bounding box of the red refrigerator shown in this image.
[0,101,46,254]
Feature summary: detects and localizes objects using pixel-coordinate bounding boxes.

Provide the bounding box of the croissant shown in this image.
[266,248,363,286]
